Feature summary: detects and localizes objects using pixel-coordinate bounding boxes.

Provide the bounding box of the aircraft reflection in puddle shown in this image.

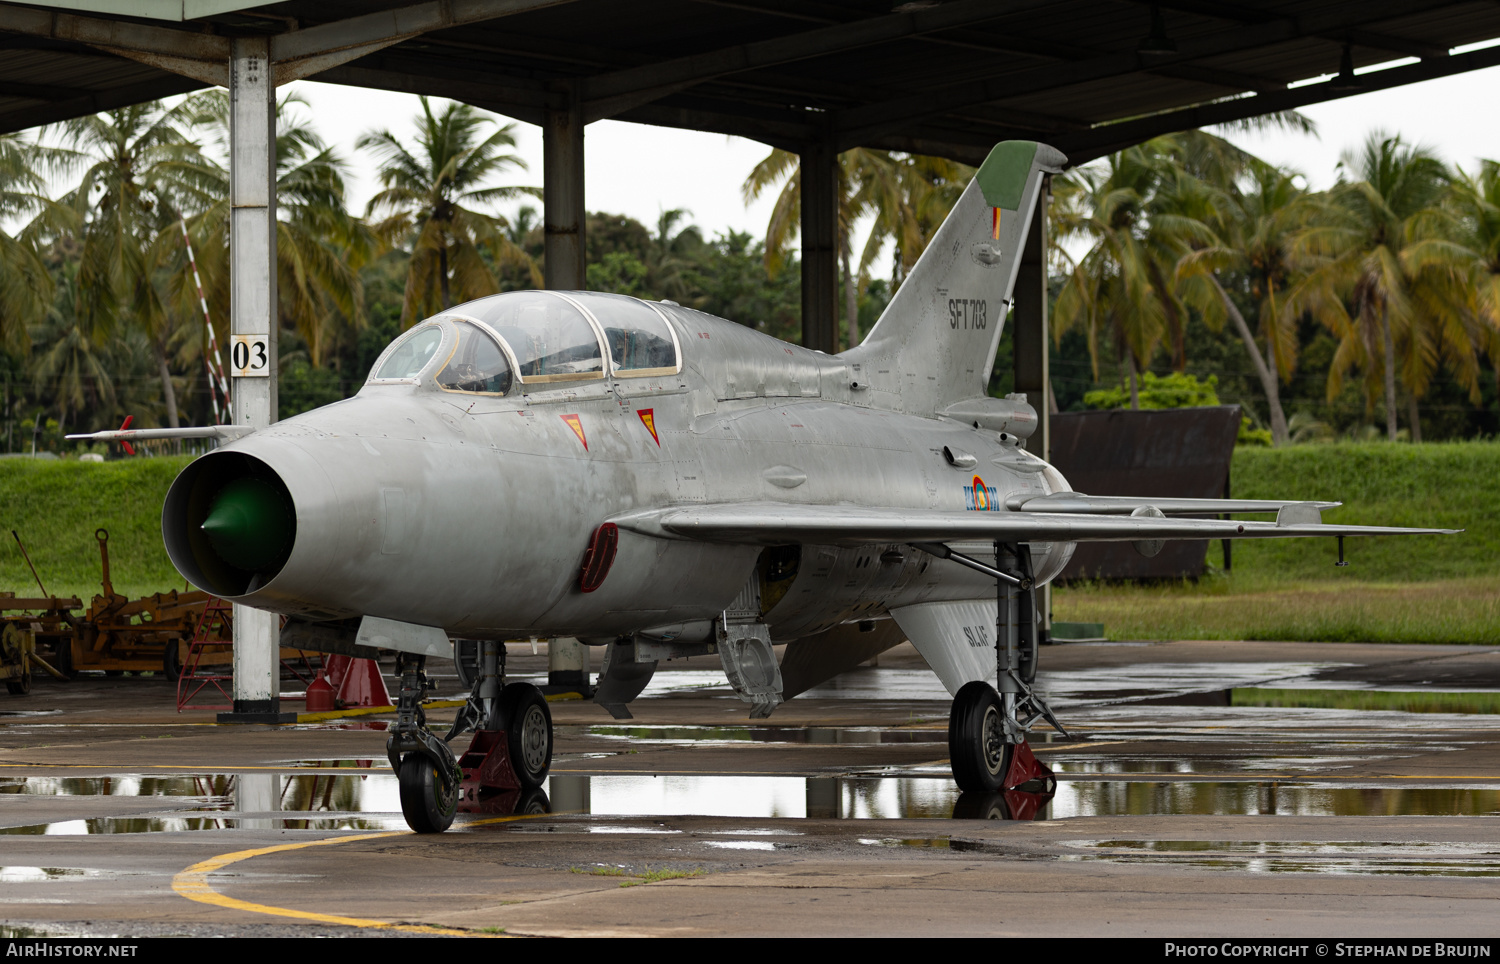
[4,772,1497,834]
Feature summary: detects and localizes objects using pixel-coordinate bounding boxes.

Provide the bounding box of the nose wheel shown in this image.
[387,655,462,834]
[398,752,459,833]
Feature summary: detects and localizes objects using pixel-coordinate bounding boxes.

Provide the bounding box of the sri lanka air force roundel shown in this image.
[965,474,1000,511]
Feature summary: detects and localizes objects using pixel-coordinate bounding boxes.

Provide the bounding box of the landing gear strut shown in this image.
[939,543,1066,796]
[387,655,460,833]
[387,641,555,833]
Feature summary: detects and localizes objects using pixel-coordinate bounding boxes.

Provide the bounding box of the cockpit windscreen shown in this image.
[373,324,444,380]
[465,292,603,381]
[435,321,512,395]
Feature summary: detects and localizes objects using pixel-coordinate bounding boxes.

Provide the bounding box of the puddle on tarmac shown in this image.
[703,840,776,850]
[0,866,138,881]
[1046,756,1378,774]
[0,924,76,938]
[1051,782,1500,817]
[1067,839,1500,876]
[2,772,1499,834]
[859,837,951,849]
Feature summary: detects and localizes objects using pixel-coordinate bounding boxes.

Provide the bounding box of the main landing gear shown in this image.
[388,641,555,833]
[924,543,1065,808]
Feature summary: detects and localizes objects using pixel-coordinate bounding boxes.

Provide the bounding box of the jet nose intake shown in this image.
[200,477,295,571]
[163,451,298,598]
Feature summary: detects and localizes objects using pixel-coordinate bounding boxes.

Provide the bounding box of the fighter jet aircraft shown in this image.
[75,139,1455,833]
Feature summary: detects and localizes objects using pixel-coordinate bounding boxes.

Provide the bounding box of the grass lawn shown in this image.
[1053,441,1500,644]
[1,455,193,600]
[1054,573,1500,645]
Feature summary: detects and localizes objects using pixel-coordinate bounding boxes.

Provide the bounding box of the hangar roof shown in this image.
[4,0,1500,164]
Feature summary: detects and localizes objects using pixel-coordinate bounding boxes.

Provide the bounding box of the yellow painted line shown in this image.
[172,812,543,935]
[295,704,397,723]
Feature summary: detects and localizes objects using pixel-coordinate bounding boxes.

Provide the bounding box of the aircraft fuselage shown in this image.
[166,299,1073,644]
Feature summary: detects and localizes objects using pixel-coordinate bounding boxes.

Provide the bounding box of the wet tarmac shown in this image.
[0,639,1498,936]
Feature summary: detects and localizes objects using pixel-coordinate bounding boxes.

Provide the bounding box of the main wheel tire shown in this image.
[948,681,1013,793]
[5,672,30,696]
[501,682,552,788]
[398,753,457,834]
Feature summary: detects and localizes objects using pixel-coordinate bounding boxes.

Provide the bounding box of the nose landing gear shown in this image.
[388,642,555,833]
[387,655,461,833]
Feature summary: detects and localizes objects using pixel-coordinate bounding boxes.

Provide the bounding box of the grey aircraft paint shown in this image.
[138,140,1454,706]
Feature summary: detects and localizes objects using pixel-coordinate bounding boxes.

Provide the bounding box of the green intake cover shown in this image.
[202,477,293,571]
[975,141,1038,211]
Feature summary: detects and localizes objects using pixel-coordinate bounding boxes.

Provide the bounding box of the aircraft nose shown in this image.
[200,477,295,571]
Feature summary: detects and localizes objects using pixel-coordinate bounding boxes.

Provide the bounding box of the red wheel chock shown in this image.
[455,729,521,813]
[1004,739,1058,794]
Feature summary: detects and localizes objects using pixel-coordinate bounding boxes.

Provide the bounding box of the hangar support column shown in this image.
[543,85,591,691]
[224,37,290,723]
[1013,175,1052,642]
[544,85,586,291]
[799,141,839,354]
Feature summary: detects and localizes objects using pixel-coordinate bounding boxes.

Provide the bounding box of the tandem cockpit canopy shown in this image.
[365,290,682,393]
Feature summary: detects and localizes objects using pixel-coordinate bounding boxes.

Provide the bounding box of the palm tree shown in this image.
[1177,161,1326,446]
[1399,160,1500,419]
[745,147,954,351]
[646,208,704,304]
[359,97,538,326]
[1052,139,1197,408]
[28,260,117,433]
[0,133,70,353]
[1288,133,1450,440]
[60,101,206,427]
[174,90,371,370]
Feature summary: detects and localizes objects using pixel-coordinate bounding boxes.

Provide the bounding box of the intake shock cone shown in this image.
[200,477,295,572]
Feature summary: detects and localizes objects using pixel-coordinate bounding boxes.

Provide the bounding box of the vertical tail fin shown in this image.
[845,141,1066,416]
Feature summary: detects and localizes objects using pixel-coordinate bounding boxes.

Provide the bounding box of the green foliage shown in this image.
[279,358,345,420]
[1084,371,1220,409]
[359,97,538,324]
[1237,418,1272,447]
[686,231,802,342]
[586,251,649,297]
